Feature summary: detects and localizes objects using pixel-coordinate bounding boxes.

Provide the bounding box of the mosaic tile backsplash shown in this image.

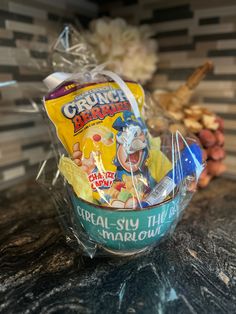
[0,0,98,190]
[1,0,235,191]
[101,0,236,178]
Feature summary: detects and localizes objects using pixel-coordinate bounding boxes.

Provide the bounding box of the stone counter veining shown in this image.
[0,178,235,313]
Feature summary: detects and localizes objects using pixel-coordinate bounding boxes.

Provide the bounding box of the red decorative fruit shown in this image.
[207,146,225,160]
[207,160,227,176]
[198,129,216,147]
[215,116,224,131]
[215,130,224,146]
[198,173,212,188]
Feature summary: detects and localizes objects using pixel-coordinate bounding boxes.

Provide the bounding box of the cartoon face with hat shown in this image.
[112,112,150,181]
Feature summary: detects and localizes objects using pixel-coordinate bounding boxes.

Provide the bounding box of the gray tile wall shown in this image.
[0,0,98,190]
[102,0,236,178]
[1,0,235,191]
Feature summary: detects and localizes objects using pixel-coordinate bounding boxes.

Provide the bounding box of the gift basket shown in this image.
[37,25,204,257]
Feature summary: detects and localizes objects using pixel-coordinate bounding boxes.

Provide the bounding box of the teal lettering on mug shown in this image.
[72,195,180,251]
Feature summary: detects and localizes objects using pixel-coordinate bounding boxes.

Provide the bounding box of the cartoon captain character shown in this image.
[71,111,156,208]
[112,111,156,187]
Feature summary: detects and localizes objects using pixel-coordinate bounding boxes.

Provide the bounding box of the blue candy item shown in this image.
[168,143,203,185]
[141,143,203,207]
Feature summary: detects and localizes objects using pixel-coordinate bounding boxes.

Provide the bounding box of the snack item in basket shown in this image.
[59,156,93,203]
[141,143,203,207]
[44,80,159,208]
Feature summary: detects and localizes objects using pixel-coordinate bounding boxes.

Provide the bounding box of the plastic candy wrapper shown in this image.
[37,25,204,257]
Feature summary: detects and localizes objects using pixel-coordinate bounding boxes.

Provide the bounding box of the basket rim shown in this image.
[72,189,180,212]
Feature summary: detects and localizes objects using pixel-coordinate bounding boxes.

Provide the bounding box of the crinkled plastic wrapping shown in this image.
[49,24,97,74]
[36,25,204,258]
[0,56,49,191]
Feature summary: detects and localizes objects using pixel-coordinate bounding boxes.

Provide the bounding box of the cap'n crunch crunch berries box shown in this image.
[44,80,156,208]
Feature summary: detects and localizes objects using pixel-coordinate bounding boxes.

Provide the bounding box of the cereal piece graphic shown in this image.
[125,197,138,209]
[93,134,101,142]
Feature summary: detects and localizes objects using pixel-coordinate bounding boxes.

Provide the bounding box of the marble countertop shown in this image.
[0,178,236,314]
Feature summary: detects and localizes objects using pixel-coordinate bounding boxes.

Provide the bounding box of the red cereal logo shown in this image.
[88,171,115,190]
[61,87,130,133]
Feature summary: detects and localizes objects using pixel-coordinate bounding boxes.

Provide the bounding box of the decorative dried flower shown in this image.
[85,18,158,84]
